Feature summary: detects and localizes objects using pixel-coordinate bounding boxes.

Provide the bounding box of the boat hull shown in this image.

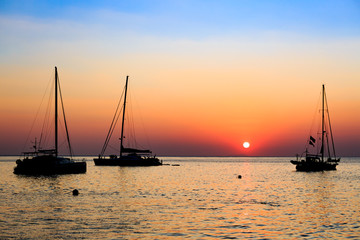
[290,160,337,171]
[94,155,162,166]
[14,156,86,175]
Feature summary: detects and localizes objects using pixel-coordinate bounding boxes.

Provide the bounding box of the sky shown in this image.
[0,0,360,156]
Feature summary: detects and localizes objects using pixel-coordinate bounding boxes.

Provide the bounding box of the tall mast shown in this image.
[55,66,58,157]
[120,76,129,157]
[321,84,325,162]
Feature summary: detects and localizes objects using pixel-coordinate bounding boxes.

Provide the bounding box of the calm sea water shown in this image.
[1,156,359,239]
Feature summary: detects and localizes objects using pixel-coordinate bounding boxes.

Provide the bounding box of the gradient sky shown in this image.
[1,0,359,156]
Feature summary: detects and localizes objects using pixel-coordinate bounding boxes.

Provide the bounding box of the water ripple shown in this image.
[1,158,360,239]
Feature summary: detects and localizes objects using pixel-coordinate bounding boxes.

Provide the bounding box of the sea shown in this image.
[1,156,359,239]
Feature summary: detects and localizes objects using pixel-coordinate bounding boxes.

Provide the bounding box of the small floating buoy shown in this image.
[72,189,79,196]
[237,175,242,179]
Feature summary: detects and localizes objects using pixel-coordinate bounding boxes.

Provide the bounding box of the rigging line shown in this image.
[316,114,322,155]
[325,124,331,158]
[39,79,54,149]
[58,114,70,155]
[107,143,120,153]
[127,89,137,148]
[324,89,337,158]
[21,74,53,155]
[130,92,142,149]
[101,92,124,155]
[303,90,322,155]
[103,104,123,155]
[41,118,53,150]
[133,87,151,150]
[316,91,322,155]
[101,95,122,154]
[58,75,73,157]
[59,139,67,149]
[126,85,148,150]
[100,88,125,156]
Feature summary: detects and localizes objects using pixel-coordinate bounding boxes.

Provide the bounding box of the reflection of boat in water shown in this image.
[93,76,162,166]
[14,67,86,175]
[291,84,340,171]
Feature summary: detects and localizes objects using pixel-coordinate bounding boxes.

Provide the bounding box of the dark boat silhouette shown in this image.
[14,67,86,175]
[93,76,162,166]
[290,84,340,171]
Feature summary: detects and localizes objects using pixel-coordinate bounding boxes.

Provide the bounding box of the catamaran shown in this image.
[14,67,86,175]
[290,84,340,171]
[93,76,162,166]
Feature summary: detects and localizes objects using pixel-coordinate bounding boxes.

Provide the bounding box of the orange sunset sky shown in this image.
[1,1,360,156]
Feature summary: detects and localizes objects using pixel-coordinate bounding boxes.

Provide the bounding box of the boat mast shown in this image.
[120,76,129,157]
[321,84,325,162]
[55,66,58,157]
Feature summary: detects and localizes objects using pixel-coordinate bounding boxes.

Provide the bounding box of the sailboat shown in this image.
[290,84,340,171]
[93,76,162,166]
[14,67,86,175]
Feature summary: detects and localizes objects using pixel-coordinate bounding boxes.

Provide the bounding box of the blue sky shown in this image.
[1,0,359,39]
[1,0,359,66]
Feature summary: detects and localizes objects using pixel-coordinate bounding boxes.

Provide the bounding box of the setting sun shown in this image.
[243,142,250,149]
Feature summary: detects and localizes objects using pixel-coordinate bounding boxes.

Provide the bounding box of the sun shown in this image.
[243,142,250,149]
